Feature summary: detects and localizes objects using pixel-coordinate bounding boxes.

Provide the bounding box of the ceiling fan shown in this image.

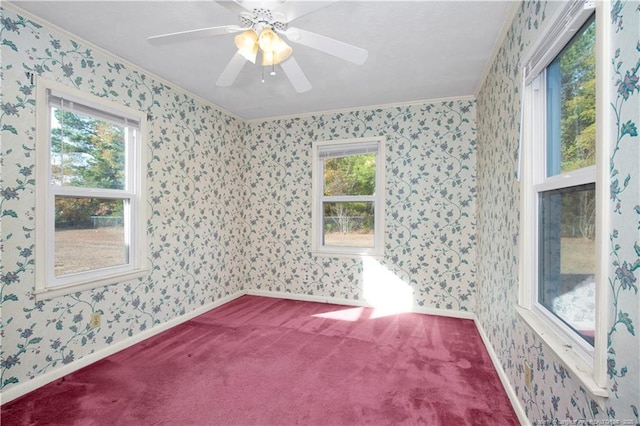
[147,1,368,93]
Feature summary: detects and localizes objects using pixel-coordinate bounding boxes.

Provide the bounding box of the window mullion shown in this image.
[321,195,376,203]
[53,186,134,199]
[535,165,597,192]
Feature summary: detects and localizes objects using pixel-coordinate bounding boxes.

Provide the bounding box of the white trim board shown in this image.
[0,292,245,405]
[3,2,243,122]
[2,288,477,403]
[475,1,521,97]
[251,289,528,423]
[6,2,477,124]
[247,289,476,320]
[239,290,529,421]
[474,317,530,426]
[245,95,477,124]
[3,288,524,424]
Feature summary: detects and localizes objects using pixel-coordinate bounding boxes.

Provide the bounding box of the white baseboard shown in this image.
[247,289,365,308]
[474,317,530,426]
[250,290,527,421]
[3,287,520,425]
[246,289,476,320]
[1,291,245,405]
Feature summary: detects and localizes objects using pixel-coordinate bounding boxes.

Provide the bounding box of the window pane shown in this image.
[323,202,374,248]
[55,197,128,276]
[546,16,595,177]
[323,153,376,196]
[538,184,595,345]
[50,107,126,189]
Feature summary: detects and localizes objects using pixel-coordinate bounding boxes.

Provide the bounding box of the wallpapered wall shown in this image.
[1,6,245,394]
[1,5,479,397]
[242,103,478,311]
[476,1,639,424]
[5,2,636,421]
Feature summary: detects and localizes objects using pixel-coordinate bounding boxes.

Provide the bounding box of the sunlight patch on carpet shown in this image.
[312,306,366,321]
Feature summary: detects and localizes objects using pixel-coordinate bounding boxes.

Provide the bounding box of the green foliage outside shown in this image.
[559,18,596,173]
[323,153,376,234]
[52,108,126,228]
[557,18,596,239]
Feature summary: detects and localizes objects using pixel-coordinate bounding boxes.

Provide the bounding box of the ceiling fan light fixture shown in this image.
[234,29,258,63]
[257,27,278,52]
[276,42,293,63]
[261,43,292,66]
[261,50,275,67]
[260,30,292,66]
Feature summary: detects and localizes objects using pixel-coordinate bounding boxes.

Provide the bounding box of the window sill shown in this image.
[515,306,608,404]
[35,268,149,301]
[311,250,384,259]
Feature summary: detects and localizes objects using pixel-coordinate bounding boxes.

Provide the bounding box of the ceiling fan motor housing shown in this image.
[240,8,289,33]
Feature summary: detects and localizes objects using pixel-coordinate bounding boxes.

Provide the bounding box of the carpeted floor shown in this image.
[1,296,519,425]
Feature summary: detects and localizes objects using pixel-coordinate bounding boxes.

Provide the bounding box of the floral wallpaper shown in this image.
[1,4,479,400]
[242,102,478,311]
[476,0,639,424]
[4,1,636,421]
[1,5,245,395]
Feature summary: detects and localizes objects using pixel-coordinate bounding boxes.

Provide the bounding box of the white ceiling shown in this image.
[9,1,515,120]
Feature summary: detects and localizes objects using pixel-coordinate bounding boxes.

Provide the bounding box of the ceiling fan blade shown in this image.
[216,52,248,87]
[274,1,338,23]
[283,27,368,65]
[216,0,251,16]
[148,25,244,45]
[280,57,312,93]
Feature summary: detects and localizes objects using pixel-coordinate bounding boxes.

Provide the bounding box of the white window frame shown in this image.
[517,0,609,402]
[312,138,385,257]
[35,78,148,300]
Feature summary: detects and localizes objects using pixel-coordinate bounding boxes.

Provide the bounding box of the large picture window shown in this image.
[312,138,385,256]
[35,79,148,299]
[518,0,607,399]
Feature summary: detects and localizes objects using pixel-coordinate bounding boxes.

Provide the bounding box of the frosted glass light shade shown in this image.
[260,30,292,66]
[257,28,278,52]
[234,30,258,63]
[261,45,292,66]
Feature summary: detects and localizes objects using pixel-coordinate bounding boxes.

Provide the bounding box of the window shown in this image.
[534,13,597,354]
[312,138,385,256]
[518,0,608,399]
[35,79,148,299]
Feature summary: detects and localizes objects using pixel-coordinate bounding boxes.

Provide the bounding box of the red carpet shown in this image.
[1,296,518,425]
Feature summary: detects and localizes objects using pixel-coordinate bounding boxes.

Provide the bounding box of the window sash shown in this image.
[530,60,597,355]
[535,182,596,352]
[35,77,148,299]
[52,186,135,198]
[518,0,608,397]
[534,165,596,192]
[45,89,139,287]
[531,301,595,358]
[48,104,138,192]
[312,139,384,256]
[49,194,132,285]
